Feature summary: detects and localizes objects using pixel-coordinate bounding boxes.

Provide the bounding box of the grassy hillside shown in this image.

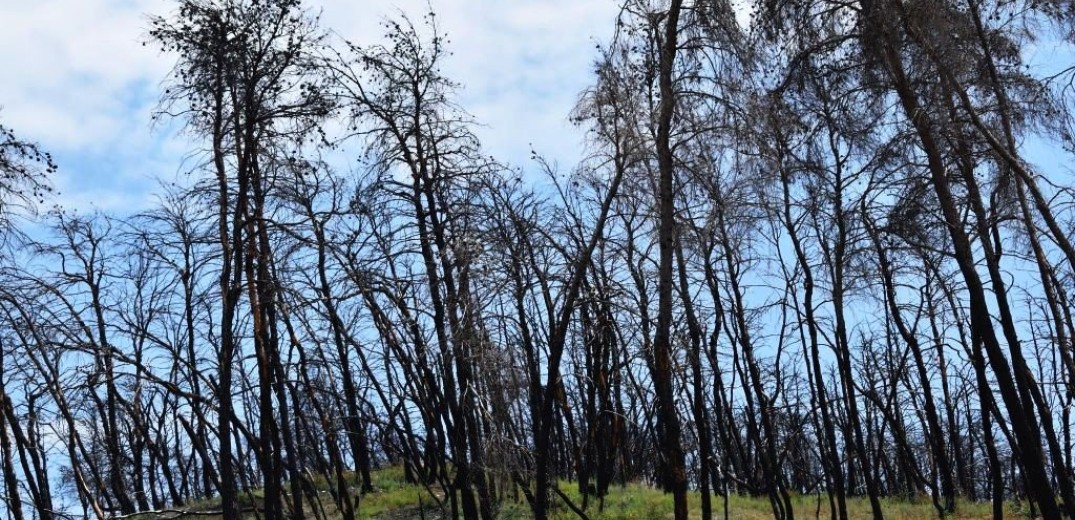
[499,483,1023,520]
[138,467,1027,519]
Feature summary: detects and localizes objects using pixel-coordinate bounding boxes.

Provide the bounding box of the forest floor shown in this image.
[136,467,1028,519]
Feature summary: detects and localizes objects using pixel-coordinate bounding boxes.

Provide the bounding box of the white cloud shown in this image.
[0,0,171,142]
[0,0,622,212]
[319,0,620,167]
[0,0,178,211]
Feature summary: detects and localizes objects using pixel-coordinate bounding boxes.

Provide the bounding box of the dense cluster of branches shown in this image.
[4,0,1075,519]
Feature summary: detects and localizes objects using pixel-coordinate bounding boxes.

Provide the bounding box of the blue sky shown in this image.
[0,0,625,213]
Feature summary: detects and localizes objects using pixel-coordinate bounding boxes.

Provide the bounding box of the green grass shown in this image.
[506,482,1022,520]
[133,467,440,519]
[140,468,1026,519]
[352,466,441,519]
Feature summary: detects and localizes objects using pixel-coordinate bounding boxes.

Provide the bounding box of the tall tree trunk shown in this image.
[653,2,689,518]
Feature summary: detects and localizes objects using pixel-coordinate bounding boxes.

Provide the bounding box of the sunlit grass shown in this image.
[354,465,441,519]
[140,467,1025,519]
[536,482,1021,520]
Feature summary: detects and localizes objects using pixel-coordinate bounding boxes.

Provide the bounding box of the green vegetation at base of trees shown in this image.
[134,467,1023,520]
